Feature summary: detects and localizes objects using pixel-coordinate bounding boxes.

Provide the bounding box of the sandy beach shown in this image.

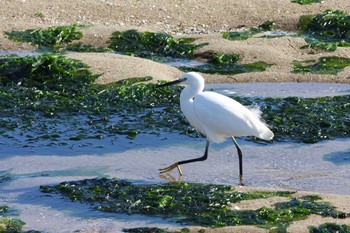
[1,0,350,232]
[1,0,349,83]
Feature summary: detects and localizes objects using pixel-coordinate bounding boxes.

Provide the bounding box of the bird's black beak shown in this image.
[156,78,186,88]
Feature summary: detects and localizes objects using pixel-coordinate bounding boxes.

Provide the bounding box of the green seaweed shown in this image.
[210,53,241,64]
[0,206,8,214]
[216,23,275,75]
[5,25,85,49]
[259,21,276,31]
[34,12,45,18]
[180,53,272,75]
[292,56,350,74]
[308,222,350,233]
[251,95,350,143]
[66,42,112,52]
[0,206,25,233]
[180,60,272,75]
[0,218,25,233]
[274,196,347,218]
[222,28,263,41]
[109,30,208,59]
[221,21,275,41]
[109,30,271,75]
[5,24,113,53]
[0,53,99,91]
[40,178,348,231]
[298,10,350,51]
[291,0,322,5]
[306,10,350,40]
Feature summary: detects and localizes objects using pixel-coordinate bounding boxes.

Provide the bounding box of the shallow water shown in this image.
[0,50,40,57]
[1,136,350,232]
[1,82,350,232]
[207,82,350,98]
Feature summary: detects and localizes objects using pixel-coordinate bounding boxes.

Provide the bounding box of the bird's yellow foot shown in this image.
[159,163,183,176]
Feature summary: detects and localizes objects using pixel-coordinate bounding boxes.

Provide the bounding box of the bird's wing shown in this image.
[193,91,273,142]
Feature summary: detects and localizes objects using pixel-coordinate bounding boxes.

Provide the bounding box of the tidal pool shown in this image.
[0,82,350,232]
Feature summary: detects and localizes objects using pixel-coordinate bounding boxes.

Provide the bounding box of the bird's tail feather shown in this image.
[259,127,274,141]
[247,105,274,141]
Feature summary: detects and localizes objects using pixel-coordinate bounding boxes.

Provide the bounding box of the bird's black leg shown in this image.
[178,140,209,165]
[231,137,244,186]
[159,140,210,175]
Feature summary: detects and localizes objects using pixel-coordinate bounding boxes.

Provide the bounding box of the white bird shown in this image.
[156,72,274,185]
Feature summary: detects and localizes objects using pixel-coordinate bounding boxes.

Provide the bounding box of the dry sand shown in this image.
[1,0,349,83]
[1,0,350,231]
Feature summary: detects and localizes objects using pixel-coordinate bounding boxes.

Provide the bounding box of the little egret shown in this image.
[156,72,274,185]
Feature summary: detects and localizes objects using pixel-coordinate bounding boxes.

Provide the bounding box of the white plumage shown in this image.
[157,72,274,185]
[178,72,273,142]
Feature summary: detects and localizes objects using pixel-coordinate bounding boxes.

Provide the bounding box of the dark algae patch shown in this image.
[40,178,348,232]
[0,205,25,233]
[292,56,350,75]
[298,10,350,51]
[308,222,350,233]
[0,53,99,91]
[5,24,108,52]
[221,21,276,41]
[108,30,271,75]
[222,28,264,41]
[213,23,275,75]
[5,24,84,50]
[109,29,208,59]
[66,42,111,52]
[291,0,322,5]
[255,95,350,143]
[179,53,272,75]
[224,95,350,143]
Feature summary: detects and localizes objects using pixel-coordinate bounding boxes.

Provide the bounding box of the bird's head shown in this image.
[156,72,205,88]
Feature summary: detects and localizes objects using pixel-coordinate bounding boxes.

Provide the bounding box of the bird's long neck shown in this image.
[180,83,204,104]
[178,75,206,135]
